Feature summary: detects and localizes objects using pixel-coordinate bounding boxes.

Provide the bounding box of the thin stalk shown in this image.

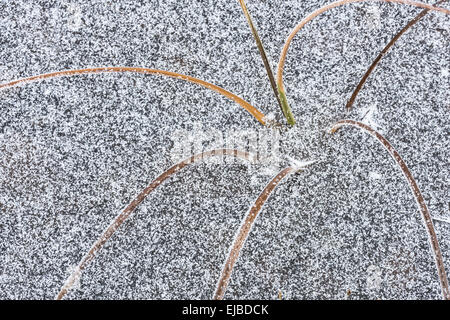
[346,0,448,110]
[276,0,450,110]
[56,148,256,300]
[330,119,450,300]
[238,0,296,125]
[239,0,295,126]
[214,166,295,300]
[0,67,267,125]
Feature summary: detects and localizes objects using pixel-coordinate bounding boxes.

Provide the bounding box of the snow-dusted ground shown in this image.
[0,0,449,299]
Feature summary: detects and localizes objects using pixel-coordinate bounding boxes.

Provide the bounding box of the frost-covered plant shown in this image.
[1,0,449,300]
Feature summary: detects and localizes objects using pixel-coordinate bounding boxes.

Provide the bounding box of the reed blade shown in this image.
[56,148,256,300]
[346,0,448,110]
[238,0,296,125]
[214,166,295,300]
[0,66,267,125]
[276,0,450,110]
[330,119,450,300]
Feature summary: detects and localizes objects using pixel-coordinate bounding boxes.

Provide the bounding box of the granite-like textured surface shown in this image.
[0,0,449,299]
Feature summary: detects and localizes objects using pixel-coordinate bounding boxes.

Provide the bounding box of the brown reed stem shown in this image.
[346,0,448,110]
[330,119,450,300]
[0,67,267,125]
[56,148,256,300]
[214,166,295,300]
[276,0,450,108]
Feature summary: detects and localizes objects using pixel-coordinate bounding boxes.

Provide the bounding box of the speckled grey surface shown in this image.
[0,0,449,299]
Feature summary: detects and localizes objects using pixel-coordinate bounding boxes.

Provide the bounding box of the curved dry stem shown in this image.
[0,67,267,125]
[214,166,295,300]
[276,0,450,104]
[56,148,255,300]
[330,119,450,300]
[346,0,448,110]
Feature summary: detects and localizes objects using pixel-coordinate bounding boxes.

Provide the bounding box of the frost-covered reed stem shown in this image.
[238,0,296,125]
[56,149,255,300]
[276,0,450,113]
[0,67,267,125]
[330,119,450,300]
[214,166,295,300]
[346,0,448,110]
